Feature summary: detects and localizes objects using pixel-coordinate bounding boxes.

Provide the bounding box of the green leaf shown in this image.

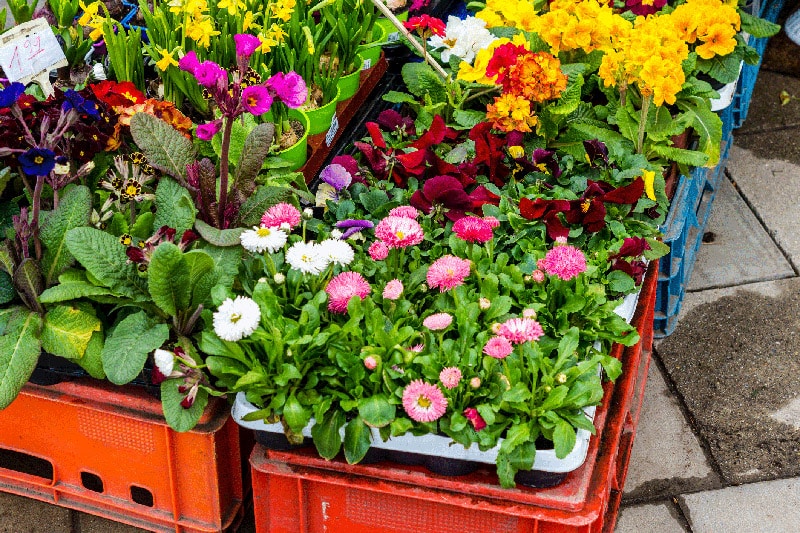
[740,11,780,38]
[311,408,346,460]
[607,270,635,293]
[194,219,244,247]
[75,330,105,379]
[236,185,293,227]
[101,311,169,385]
[131,211,155,239]
[39,279,113,303]
[283,393,312,435]
[358,394,396,428]
[402,62,447,102]
[381,90,418,105]
[65,227,140,297]
[161,379,209,432]
[234,122,275,195]
[154,178,196,236]
[553,419,577,459]
[453,109,486,129]
[40,185,92,286]
[0,271,15,305]
[0,309,42,409]
[148,243,190,316]
[358,190,391,215]
[649,145,709,167]
[343,416,372,464]
[130,112,197,180]
[12,258,44,313]
[40,305,101,360]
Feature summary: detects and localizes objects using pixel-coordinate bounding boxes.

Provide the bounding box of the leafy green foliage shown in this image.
[161,378,209,432]
[101,311,169,385]
[65,227,143,298]
[130,113,197,180]
[148,243,191,316]
[154,178,196,236]
[40,304,102,360]
[0,308,42,409]
[234,123,275,197]
[40,185,92,286]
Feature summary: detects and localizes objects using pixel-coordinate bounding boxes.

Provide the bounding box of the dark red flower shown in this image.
[463,407,486,431]
[519,197,571,240]
[610,237,651,259]
[531,148,562,179]
[410,175,474,221]
[624,0,667,16]
[564,178,645,233]
[376,109,415,136]
[583,139,609,168]
[485,43,528,86]
[404,14,446,37]
[470,122,509,186]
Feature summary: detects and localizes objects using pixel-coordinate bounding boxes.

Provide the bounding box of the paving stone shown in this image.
[679,478,800,533]
[615,503,688,533]
[622,364,718,501]
[0,492,72,533]
[687,176,794,291]
[76,512,148,532]
[657,277,800,484]
[726,145,800,264]
[770,396,800,430]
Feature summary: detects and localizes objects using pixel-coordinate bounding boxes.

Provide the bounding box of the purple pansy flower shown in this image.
[18,147,56,176]
[0,82,26,108]
[320,163,352,191]
[531,148,562,179]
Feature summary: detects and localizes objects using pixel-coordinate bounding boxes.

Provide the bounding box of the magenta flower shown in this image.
[426,255,471,292]
[242,85,273,115]
[364,356,378,370]
[452,216,493,243]
[483,336,514,359]
[537,244,587,281]
[423,312,453,331]
[261,202,302,229]
[439,367,462,389]
[463,407,487,431]
[234,33,262,58]
[194,60,227,88]
[402,380,448,422]
[382,279,404,300]
[196,120,222,141]
[368,241,389,260]
[375,215,424,249]
[388,206,419,219]
[267,71,308,108]
[325,271,371,313]
[320,163,352,191]
[178,51,201,74]
[498,318,544,344]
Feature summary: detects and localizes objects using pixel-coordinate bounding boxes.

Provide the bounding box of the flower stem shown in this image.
[637,94,651,155]
[31,175,44,261]
[218,117,234,226]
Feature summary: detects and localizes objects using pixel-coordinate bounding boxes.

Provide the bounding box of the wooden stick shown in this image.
[368,0,450,80]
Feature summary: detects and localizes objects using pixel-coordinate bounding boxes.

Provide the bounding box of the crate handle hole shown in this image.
[0,448,54,482]
[80,472,104,493]
[131,485,154,507]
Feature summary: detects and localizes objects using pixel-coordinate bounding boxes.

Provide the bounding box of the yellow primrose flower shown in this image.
[507,145,525,159]
[641,170,656,201]
[156,48,179,71]
[485,93,538,133]
[696,23,737,59]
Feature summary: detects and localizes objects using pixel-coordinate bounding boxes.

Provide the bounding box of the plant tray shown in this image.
[0,379,243,533]
[245,263,657,533]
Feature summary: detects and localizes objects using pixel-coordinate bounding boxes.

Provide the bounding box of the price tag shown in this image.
[325,114,340,147]
[387,31,400,43]
[0,18,68,98]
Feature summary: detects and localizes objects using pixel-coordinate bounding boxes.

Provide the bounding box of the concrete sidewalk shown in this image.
[3,5,800,533]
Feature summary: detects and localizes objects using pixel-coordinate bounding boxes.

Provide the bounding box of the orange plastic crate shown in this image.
[0,379,243,533]
[247,263,658,533]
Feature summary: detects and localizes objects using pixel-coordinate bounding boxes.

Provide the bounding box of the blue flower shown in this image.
[18,147,56,176]
[62,89,100,119]
[0,82,26,108]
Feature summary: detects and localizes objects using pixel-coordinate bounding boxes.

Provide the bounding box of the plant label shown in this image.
[325,114,339,147]
[362,58,372,70]
[387,31,400,43]
[0,18,67,98]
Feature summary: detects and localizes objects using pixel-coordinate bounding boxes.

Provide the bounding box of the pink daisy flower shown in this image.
[374,215,424,248]
[261,203,302,229]
[325,272,371,313]
[402,380,448,422]
[409,344,424,352]
[423,313,453,330]
[439,367,462,389]
[388,206,419,219]
[368,240,389,260]
[426,255,471,292]
[452,216,493,243]
[382,279,404,300]
[484,216,500,229]
[537,244,587,281]
[531,269,545,283]
[499,318,544,344]
[483,336,514,358]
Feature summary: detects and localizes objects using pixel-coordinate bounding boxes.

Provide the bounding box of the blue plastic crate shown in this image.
[654,140,731,337]
[732,0,787,128]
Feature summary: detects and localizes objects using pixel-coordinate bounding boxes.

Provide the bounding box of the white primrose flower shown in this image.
[318,238,355,267]
[240,225,288,253]
[428,16,498,64]
[153,348,176,377]
[213,296,261,342]
[285,241,329,274]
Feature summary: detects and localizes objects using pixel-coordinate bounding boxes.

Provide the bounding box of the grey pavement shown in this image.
[3,5,800,533]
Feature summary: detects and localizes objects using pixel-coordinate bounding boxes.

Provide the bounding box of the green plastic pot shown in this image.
[357,24,387,70]
[303,85,341,136]
[375,10,408,44]
[336,55,365,102]
[269,108,310,171]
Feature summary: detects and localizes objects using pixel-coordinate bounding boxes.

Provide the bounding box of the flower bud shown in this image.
[543,385,552,393]
[555,372,567,384]
[491,322,502,335]
[330,229,343,239]
[470,377,481,389]
[364,355,379,370]
[531,270,545,283]
[479,297,491,310]
[303,207,314,219]
[522,308,537,319]
[274,272,286,284]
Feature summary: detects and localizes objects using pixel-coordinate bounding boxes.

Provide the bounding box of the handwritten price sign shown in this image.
[0,18,67,97]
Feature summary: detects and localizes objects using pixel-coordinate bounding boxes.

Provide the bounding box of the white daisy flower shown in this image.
[318,238,354,266]
[213,296,261,342]
[153,348,175,376]
[240,225,288,253]
[285,241,329,274]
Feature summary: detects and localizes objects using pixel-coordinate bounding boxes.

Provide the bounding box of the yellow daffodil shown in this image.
[156,48,179,71]
[185,16,220,48]
[77,0,100,26]
[218,0,246,15]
